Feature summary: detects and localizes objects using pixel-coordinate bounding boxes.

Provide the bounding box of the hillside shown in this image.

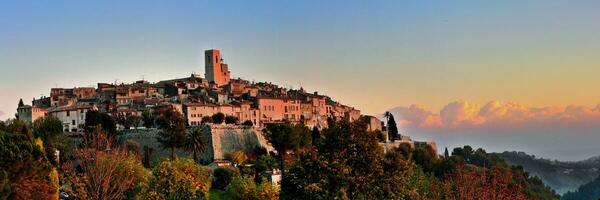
[561,174,600,200]
[496,151,600,194]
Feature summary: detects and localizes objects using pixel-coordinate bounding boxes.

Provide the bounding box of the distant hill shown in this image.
[495,151,600,194]
[561,174,600,200]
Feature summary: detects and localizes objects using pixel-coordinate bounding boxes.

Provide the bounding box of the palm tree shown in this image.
[156,107,186,159]
[185,126,207,163]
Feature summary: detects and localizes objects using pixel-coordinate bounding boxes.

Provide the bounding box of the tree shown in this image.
[142,109,155,128]
[33,116,69,166]
[386,113,399,141]
[225,115,239,124]
[444,147,450,158]
[129,115,143,129]
[18,98,24,107]
[156,108,187,159]
[201,116,213,124]
[212,112,225,124]
[263,123,311,178]
[242,120,253,126]
[442,164,528,200]
[311,126,320,147]
[7,119,33,141]
[225,176,279,200]
[213,167,238,190]
[62,137,152,200]
[85,110,117,135]
[148,158,212,200]
[0,131,56,199]
[184,126,207,163]
[282,120,385,199]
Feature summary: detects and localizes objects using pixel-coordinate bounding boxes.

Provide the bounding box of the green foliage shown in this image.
[282,120,386,199]
[562,174,600,200]
[213,167,238,190]
[384,112,399,140]
[201,116,213,124]
[211,112,225,124]
[497,151,600,194]
[224,176,279,200]
[85,110,117,135]
[263,123,312,156]
[6,119,33,140]
[185,126,208,163]
[225,115,239,124]
[142,109,155,128]
[242,120,253,126]
[156,108,187,159]
[33,116,70,166]
[0,130,54,199]
[148,158,212,200]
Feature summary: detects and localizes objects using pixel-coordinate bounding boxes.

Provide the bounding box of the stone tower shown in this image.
[205,49,231,86]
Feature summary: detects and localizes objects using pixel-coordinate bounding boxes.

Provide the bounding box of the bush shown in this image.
[225,116,239,124]
[211,113,225,124]
[148,158,212,200]
[225,176,279,200]
[213,167,238,190]
[201,116,213,124]
[242,120,253,126]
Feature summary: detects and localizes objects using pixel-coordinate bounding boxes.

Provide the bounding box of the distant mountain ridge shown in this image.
[495,151,600,194]
[561,174,600,200]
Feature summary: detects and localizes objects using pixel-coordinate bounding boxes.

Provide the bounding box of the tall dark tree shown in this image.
[211,112,225,124]
[386,114,399,141]
[311,126,321,147]
[18,98,24,107]
[156,107,186,159]
[184,126,207,163]
[141,109,154,128]
[33,116,68,166]
[263,123,311,178]
[224,115,239,124]
[84,111,116,135]
[444,147,450,158]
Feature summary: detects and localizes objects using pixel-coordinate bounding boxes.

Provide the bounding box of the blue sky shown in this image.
[1,1,600,160]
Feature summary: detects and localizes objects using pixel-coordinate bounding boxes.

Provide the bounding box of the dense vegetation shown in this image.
[0,112,563,199]
[276,118,560,200]
[562,175,600,200]
[497,151,600,194]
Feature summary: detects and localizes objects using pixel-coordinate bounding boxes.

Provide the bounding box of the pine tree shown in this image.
[444,147,450,158]
[387,114,399,141]
[18,98,24,107]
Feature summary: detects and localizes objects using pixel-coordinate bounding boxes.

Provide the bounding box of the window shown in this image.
[72,120,76,125]
[66,111,70,117]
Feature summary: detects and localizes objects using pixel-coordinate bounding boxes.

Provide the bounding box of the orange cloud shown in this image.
[387,101,600,129]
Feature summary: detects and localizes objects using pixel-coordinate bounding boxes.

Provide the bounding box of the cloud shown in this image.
[386,100,600,129]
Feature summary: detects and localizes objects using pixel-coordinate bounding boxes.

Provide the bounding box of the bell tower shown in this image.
[205,49,231,86]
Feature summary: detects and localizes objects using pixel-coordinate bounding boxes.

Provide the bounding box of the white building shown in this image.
[48,104,96,132]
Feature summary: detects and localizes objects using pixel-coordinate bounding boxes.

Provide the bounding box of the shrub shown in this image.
[213,167,238,190]
[211,113,225,124]
[148,158,212,200]
[242,120,253,126]
[225,116,239,124]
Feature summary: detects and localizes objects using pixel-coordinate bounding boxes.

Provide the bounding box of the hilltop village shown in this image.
[16,49,380,132]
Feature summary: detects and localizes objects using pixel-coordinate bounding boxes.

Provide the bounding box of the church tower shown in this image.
[205,49,231,86]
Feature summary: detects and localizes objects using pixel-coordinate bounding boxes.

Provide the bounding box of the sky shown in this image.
[1,1,599,160]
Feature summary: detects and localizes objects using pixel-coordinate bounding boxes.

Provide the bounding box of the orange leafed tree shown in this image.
[61,127,150,200]
[443,164,529,200]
